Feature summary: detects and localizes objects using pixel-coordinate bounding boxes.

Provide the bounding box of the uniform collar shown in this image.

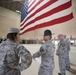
[45,40,52,43]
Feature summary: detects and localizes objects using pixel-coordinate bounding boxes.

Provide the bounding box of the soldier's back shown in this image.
[0,39,20,75]
[41,40,55,68]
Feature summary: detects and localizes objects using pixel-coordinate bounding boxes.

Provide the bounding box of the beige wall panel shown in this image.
[0,7,20,20]
[21,31,36,40]
[0,7,20,38]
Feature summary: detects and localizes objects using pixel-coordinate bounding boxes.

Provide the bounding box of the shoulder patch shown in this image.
[61,43,65,47]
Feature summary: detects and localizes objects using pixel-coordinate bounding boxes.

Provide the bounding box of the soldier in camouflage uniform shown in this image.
[33,30,55,75]
[0,28,32,75]
[64,35,70,70]
[56,34,67,75]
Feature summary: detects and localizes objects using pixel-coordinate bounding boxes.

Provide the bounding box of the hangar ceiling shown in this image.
[0,0,26,12]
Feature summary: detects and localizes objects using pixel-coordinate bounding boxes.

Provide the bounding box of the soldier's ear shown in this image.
[50,36,52,39]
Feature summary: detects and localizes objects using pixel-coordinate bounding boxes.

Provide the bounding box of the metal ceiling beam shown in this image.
[0,0,26,3]
[0,0,26,12]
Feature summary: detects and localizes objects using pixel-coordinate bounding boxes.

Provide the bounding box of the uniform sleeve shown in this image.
[56,43,60,55]
[65,39,70,51]
[33,46,45,59]
[56,42,65,55]
[67,41,70,51]
[16,45,32,71]
[52,44,55,56]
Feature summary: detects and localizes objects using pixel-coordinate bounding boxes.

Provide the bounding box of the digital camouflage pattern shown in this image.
[0,39,32,75]
[56,40,69,75]
[64,38,70,69]
[33,40,55,75]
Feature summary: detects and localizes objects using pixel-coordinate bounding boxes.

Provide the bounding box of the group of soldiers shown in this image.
[0,28,70,75]
[33,31,70,75]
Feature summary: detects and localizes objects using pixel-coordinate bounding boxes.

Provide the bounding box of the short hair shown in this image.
[7,33,18,41]
[44,29,52,36]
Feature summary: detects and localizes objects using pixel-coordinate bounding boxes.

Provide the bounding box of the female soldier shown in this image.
[0,28,32,75]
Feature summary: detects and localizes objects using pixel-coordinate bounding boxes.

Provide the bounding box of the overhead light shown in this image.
[15,10,21,14]
[13,0,23,1]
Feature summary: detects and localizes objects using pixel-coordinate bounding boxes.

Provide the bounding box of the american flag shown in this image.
[20,0,73,34]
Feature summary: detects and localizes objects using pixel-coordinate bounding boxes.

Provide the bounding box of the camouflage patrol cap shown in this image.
[58,34,64,37]
[8,28,20,34]
[44,29,52,36]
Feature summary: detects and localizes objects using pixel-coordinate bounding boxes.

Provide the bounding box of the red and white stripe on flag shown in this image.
[20,0,73,34]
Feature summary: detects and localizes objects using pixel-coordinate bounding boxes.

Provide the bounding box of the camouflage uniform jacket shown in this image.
[33,40,55,75]
[64,38,70,51]
[0,39,32,75]
[56,40,68,58]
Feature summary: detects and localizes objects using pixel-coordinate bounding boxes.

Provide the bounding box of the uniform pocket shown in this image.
[0,67,6,75]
